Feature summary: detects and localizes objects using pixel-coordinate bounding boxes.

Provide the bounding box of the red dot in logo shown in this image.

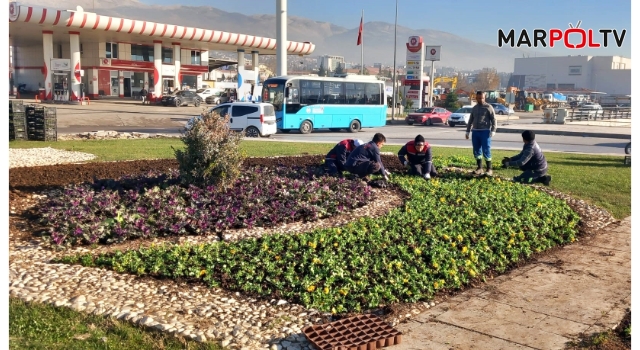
[431,49,436,55]
[411,38,417,45]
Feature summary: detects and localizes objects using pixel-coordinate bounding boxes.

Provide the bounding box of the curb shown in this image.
[496,127,631,140]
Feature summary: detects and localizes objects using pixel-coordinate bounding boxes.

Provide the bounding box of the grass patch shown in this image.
[9,298,221,350]
[10,139,630,218]
[58,173,579,314]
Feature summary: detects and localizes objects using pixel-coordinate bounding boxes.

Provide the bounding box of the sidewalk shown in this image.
[394,217,631,350]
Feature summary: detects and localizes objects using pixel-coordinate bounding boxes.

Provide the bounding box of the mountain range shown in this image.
[21,0,531,71]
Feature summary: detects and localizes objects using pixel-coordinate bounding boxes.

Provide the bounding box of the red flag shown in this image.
[357,16,363,45]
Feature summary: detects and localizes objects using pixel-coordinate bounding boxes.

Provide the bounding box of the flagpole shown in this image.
[361,9,364,75]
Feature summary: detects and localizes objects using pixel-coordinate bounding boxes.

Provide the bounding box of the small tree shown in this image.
[174,110,244,189]
[334,63,344,75]
[444,91,459,110]
[221,73,226,81]
[318,61,327,77]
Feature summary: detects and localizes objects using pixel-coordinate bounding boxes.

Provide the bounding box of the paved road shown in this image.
[58,123,629,156]
[47,99,628,156]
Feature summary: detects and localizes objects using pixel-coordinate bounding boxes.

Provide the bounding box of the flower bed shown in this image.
[59,172,580,313]
[40,166,371,246]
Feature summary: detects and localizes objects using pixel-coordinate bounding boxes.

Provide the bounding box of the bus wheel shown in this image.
[348,120,361,133]
[300,120,313,134]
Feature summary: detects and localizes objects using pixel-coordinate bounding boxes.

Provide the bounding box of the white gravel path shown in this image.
[10,147,96,168]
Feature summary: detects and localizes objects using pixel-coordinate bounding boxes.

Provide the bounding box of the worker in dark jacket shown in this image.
[345,133,390,181]
[325,139,364,176]
[502,130,551,186]
[398,134,437,180]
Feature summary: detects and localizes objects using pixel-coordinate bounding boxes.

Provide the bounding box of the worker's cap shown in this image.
[354,139,365,147]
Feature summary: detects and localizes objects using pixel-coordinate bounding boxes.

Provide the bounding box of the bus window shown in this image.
[346,83,365,104]
[365,83,382,105]
[263,81,285,111]
[301,80,322,105]
[324,82,345,104]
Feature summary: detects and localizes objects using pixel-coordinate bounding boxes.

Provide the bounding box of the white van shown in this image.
[186,102,277,137]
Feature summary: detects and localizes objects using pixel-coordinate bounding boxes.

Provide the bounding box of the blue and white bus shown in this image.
[261,75,387,134]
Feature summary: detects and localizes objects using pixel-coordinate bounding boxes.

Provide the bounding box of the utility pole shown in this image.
[391,0,398,120]
[276,0,287,76]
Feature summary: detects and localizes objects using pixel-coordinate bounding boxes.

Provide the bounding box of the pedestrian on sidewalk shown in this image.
[466,91,497,175]
[140,87,148,104]
[325,138,365,177]
[345,133,390,181]
[398,134,437,180]
[502,130,552,186]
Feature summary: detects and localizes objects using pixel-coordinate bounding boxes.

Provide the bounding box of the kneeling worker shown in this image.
[502,130,552,186]
[398,135,437,180]
[325,139,365,176]
[345,133,390,181]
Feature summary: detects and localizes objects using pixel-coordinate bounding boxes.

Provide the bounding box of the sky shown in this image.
[139,0,631,57]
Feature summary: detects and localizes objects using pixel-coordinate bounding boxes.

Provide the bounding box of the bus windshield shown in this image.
[262,81,285,111]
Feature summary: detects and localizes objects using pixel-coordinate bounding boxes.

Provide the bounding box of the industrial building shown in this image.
[508,55,630,95]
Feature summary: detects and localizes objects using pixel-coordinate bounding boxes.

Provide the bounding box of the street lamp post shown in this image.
[391,0,398,121]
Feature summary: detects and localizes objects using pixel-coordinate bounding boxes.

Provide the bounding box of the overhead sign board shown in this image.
[425,45,441,61]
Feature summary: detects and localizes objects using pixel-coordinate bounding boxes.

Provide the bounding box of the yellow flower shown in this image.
[442,234,450,240]
[537,202,542,207]
[230,249,236,255]
[199,269,207,277]
[462,246,468,254]
[331,307,337,314]
[457,235,463,242]
[432,262,439,269]
[418,219,422,224]
[414,248,422,255]
[323,287,330,294]
[426,229,431,234]
[440,197,446,203]
[469,269,477,277]
[275,255,281,261]
[403,278,408,284]
[339,289,348,296]
[451,242,456,247]
[334,243,339,247]
[307,285,316,292]
[308,242,317,249]
[448,219,453,224]
[433,281,440,289]
[482,220,488,226]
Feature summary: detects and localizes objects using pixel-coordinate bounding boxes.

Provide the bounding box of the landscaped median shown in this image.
[56,171,579,314]
[9,139,630,348]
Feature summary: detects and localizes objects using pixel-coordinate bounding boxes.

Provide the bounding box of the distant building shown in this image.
[320,55,345,72]
[510,55,630,95]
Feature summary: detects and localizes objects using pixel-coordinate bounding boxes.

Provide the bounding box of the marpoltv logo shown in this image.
[498,21,627,49]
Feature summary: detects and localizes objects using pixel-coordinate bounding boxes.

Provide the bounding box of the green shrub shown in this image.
[173,110,244,189]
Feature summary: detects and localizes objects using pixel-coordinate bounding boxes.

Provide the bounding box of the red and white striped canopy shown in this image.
[9,3,316,55]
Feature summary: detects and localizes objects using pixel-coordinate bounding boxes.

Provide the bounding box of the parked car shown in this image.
[196,88,222,101]
[186,102,277,137]
[205,91,230,105]
[489,103,514,115]
[569,100,585,108]
[162,90,201,107]
[580,103,603,110]
[405,107,451,126]
[448,106,473,127]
